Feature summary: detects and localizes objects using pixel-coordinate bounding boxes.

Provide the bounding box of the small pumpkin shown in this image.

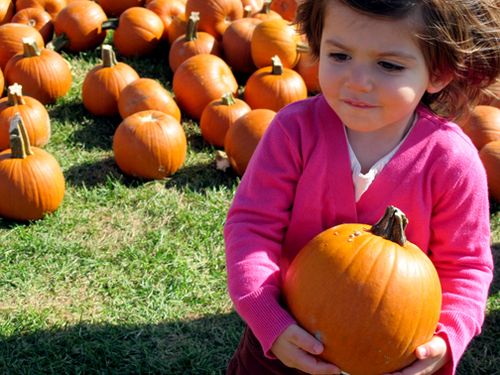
[200,92,251,147]
[0,113,64,221]
[294,44,320,94]
[0,0,14,25]
[15,0,66,20]
[145,0,185,41]
[0,83,50,150]
[112,110,187,180]
[241,0,263,14]
[172,53,238,120]
[11,7,54,43]
[479,140,500,202]
[222,16,261,74]
[459,105,500,150]
[185,0,243,39]
[50,0,109,53]
[252,0,281,21]
[5,37,72,104]
[223,107,275,175]
[82,45,139,117]
[269,0,297,21]
[0,22,44,70]
[118,77,181,121]
[244,55,307,112]
[168,11,222,73]
[283,206,442,375]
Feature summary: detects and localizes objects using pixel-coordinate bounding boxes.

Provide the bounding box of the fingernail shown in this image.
[417,347,427,357]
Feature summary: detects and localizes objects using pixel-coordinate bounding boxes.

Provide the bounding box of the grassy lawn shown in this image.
[0,43,498,374]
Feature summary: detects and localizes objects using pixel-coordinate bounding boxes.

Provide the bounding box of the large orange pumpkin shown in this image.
[0,22,44,70]
[0,113,64,221]
[223,107,275,175]
[459,105,500,151]
[5,38,72,104]
[82,44,140,117]
[172,53,238,120]
[0,83,50,150]
[283,206,442,375]
[479,140,500,202]
[112,110,187,180]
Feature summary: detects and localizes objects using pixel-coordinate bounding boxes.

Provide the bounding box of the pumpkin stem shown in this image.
[243,5,252,17]
[9,113,33,159]
[271,55,283,75]
[101,45,117,67]
[102,18,119,30]
[22,37,41,57]
[259,0,272,14]
[186,12,200,41]
[46,33,68,52]
[7,84,26,106]
[370,206,408,246]
[221,92,236,106]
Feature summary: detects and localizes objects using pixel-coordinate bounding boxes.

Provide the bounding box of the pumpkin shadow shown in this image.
[0,311,244,374]
[165,161,239,192]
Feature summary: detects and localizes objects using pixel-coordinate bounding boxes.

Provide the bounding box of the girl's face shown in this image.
[319,1,444,135]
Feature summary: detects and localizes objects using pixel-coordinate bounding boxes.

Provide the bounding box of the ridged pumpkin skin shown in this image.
[5,40,72,105]
[11,7,54,43]
[479,140,500,202]
[172,53,238,120]
[223,108,275,175]
[283,207,442,375]
[185,0,243,39]
[82,45,140,116]
[113,7,164,57]
[113,110,187,180]
[0,114,64,221]
[52,1,108,53]
[0,84,51,150]
[0,22,44,70]
[117,78,181,121]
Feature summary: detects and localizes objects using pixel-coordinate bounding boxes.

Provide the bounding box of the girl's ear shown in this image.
[426,74,453,94]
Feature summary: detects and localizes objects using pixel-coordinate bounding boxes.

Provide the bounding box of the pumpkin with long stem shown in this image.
[5,37,72,104]
[0,83,50,150]
[82,44,140,117]
[283,206,442,375]
[112,110,187,180]
[0,112,65,221]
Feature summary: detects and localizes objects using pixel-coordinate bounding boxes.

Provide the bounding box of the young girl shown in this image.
[224,0,500,374]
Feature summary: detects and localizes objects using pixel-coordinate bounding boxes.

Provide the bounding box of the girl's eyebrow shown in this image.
[323,38,418,61]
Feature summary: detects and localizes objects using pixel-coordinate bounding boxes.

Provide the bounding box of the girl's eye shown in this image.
[378,61,405,71]
[329,53,350,62]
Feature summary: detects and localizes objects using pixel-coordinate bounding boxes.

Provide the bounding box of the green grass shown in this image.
[0,44,499,374]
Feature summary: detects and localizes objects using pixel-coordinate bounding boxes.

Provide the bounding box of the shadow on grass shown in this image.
[0,311,244,375]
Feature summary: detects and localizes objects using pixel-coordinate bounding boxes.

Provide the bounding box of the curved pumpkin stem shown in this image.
[370,206,408,246]
[7,84,26,106]
[243,5,252,17]
[221,92,236,106]
[185,12,200,41]
[271,55,284,75]
[46,33,69,52]
[259,0,273,15]
[9,113,33,159]
[102,18,119,30]
[22,37,41,57]
[101,45,118,67]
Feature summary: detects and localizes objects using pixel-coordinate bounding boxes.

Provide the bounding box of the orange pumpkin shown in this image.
[15,0,66,20]
[269,0,297,21]
[166,12,187,45]
[241,0,263,14]
[172,53,238,120]
[11,7,54,43]
[200,92,251,147]
[459,105,500,151]
[283,206,442,375]
[250,17,301,69]
[294,46,320,94]
[96,0,145,17]
[0,0,14,25]
[0,113,64,221]
[112,110,187,180]
[0,68,3,97]
[185,0,243,40]
[117,78,181,121]
[252,0,282,21]
[244,55,307,112]
[222,16,261,74]
[51,0,108,53]
[82,45,140,117]
[5,38,72,104]
[145,0,185,41]
[0,22,44,70]
[223,108,275,175]
[479,140,500,202]
[113,7,164,57]
[0,83,51,150]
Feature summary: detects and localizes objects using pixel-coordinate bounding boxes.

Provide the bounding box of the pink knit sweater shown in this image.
[224,95,493,374]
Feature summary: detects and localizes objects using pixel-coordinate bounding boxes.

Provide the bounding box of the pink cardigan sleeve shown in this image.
[224,118,301,356]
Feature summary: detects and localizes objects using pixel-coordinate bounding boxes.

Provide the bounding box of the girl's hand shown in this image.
[271,324,341,374]
[385,335,450,375]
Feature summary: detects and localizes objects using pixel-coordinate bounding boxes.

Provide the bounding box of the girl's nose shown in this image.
[345,64,373,92]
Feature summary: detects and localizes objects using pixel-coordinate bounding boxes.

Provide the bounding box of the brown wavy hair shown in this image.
[295,0,500,120]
